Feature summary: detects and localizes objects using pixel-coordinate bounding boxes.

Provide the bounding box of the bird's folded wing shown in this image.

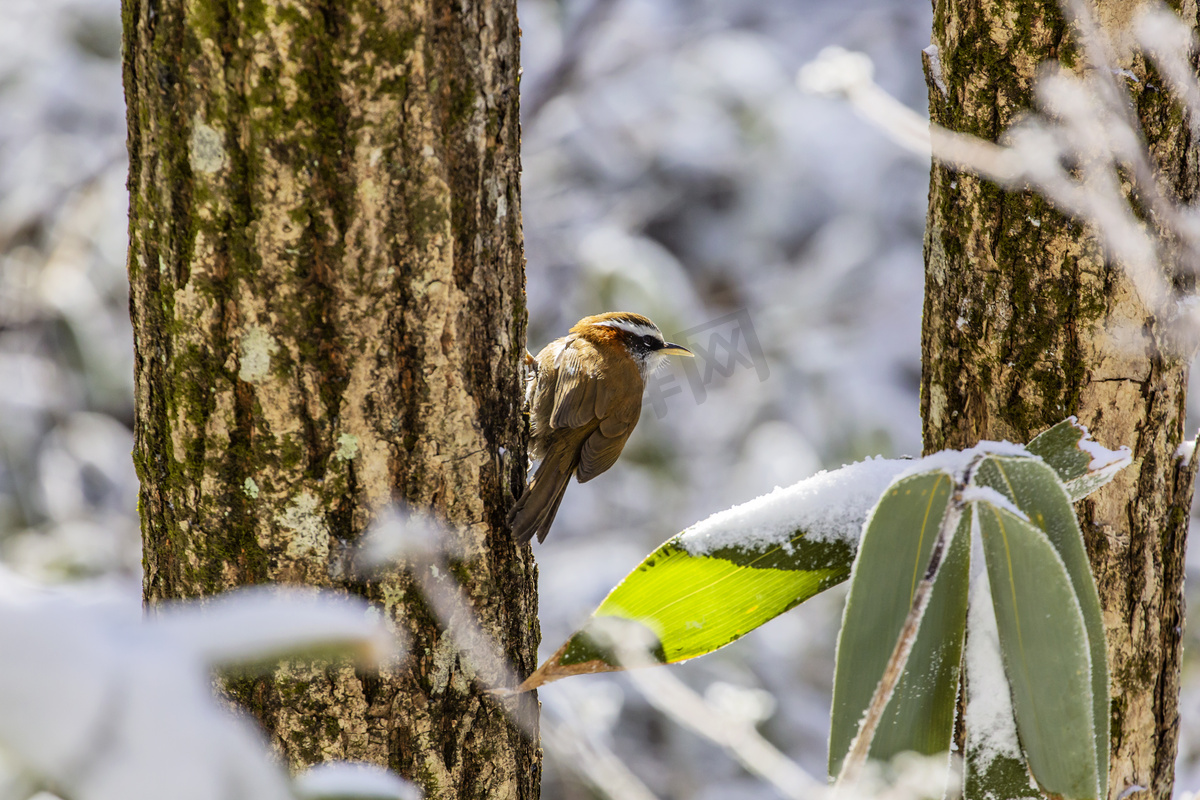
[550,342,599,429]
[577,398,641,482]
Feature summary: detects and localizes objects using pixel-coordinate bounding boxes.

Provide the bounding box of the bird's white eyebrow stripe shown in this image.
[593,319,661,339]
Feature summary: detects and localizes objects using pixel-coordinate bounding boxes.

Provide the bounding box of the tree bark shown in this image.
[122,0,539,797]
[923,1,1198,797]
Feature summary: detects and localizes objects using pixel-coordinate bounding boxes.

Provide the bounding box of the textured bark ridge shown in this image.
[122,0,539,796]
[923,1,1198,797]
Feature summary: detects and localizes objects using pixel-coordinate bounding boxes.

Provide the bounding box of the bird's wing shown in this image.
[550,339,601,429]
[541,336,642,483]
[575,360,642,483]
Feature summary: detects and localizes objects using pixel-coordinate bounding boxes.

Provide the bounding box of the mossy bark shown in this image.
[923,1,1198,797]
[122,0,538,797]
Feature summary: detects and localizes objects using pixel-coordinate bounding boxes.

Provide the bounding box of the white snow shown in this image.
[1110,67,1140,84]
[893,440,1029,485]
[679,442,1045,558]
[679,456,907,556]
[154,586,394,666]
[922,44,947,96]
[960,485,1029,522]
[963,565,1026,774]
[0,570,284,800]
[294,762,421,800]
[1068,416,1134,472]
[1178,439,1196,467]
[0,568,397,800]
[796,46,875,97]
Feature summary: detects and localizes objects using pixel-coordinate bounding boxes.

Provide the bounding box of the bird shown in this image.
[509,312,694,544]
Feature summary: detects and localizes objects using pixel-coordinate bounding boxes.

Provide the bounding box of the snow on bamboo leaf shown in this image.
[831,467,970,783]
[834,439,1112,797]
[521,420,1129,696]
[1025,416,1132,502]
[518,457,910,691]
[678,456,909,556]
[963,569,1040,800]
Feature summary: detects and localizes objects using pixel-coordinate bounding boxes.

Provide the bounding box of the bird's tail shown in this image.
[508,450,573,544]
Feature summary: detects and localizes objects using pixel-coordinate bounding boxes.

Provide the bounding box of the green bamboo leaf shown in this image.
[517,420,1127,696]
[864,509,969,767]
[974,455,1108,798]
[828,470,962,777]
[1026,417,1131,502]
[977,502,1099,800]
[518,458,906,691]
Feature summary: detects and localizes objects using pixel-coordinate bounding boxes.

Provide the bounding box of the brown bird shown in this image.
[509,312,694,544]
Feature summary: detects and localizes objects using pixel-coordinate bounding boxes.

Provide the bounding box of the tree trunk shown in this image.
[923,1,1198,797]
[121,0,539,797]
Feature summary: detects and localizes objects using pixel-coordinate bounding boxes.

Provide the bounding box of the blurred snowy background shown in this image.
[1,0,1199,796]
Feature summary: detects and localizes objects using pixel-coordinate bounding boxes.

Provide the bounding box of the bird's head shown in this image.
[571,312,694,378]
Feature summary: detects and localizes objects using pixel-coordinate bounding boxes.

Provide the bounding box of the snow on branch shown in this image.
[799,2,1200,352]
[0,568,396,800]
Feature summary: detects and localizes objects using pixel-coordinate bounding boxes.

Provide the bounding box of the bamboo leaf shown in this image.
[518,420,1128,698]
[974,455,1108,798]
[518,458,906,691]
[828,471,960,777]
[1026,417,1131,502]
[977,502,1099,800]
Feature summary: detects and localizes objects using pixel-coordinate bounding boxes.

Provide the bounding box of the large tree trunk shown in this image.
[922,1,1198,797]
[121,0,539,797]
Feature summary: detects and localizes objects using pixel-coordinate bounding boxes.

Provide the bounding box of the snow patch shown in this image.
[1177,439,1196,467]
[156,587,392,666]
[797,46,875,97]
[961,485,1028,522]
[679,441,1044,558]
[923,44,947,96]
[1111,67,1140,84]
[0,569,393,800]
[295,762,420,800]
[964,566,1027,774]
[893,440,1029,484]
[679,456,906,556]
[1069,416,1133,472]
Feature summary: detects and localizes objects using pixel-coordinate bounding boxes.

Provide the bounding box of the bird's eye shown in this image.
[640,334,658,349]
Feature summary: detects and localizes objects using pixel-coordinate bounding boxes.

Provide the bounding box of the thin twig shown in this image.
[357,511,663,800]
[613,634,824,800]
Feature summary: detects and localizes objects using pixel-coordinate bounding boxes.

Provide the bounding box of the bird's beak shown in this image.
[659,342,694,357]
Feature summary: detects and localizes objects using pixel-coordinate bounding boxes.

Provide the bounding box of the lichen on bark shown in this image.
[923,1,1198,796]
[123,0,539,796]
